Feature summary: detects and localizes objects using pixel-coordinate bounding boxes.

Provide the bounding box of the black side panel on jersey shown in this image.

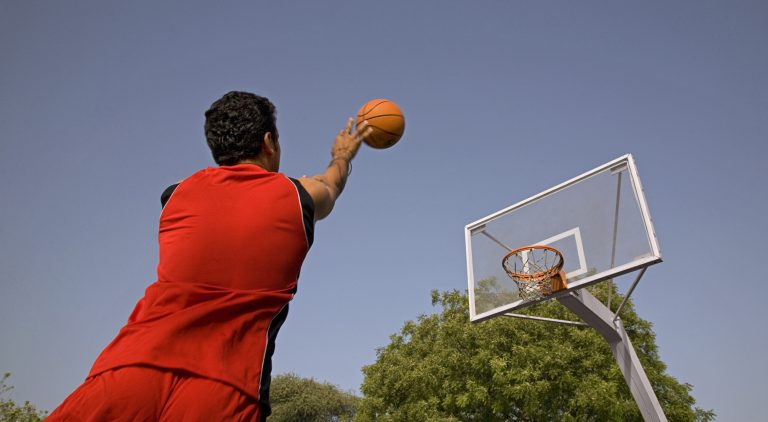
[258,303,290,419]
[160,183,180,208]
[289,178,315,249]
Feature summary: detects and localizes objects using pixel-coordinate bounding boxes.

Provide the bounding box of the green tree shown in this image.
[0,373,47,422]
[269,373,359,422]
[356,285,715,421]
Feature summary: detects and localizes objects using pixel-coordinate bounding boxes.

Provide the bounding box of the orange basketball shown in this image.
[356,99,405,149]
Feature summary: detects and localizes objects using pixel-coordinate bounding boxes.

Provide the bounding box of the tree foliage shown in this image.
[269,373,359,422]
[0,373,47,422]
[356,284,715,421]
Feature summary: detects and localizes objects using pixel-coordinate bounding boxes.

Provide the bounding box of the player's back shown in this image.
[157,164,311,292]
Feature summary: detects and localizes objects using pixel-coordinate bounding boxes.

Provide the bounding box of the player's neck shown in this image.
[235,157,277,172]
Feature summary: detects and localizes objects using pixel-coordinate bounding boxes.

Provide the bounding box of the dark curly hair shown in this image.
[204,91,277,166]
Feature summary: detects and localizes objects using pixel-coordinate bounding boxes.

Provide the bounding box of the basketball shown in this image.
[355,99,405,149]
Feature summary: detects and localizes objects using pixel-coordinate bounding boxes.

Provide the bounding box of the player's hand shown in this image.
[331,118,372,162]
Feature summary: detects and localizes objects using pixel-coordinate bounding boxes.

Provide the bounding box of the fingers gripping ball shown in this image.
[356,99,405,149]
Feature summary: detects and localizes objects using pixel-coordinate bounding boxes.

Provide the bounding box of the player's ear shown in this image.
[263,132,277,156]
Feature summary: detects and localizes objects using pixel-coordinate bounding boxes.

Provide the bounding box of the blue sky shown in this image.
[1,1,766,419]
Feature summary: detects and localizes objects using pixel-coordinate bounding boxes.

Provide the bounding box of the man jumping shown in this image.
[48,91,371,421]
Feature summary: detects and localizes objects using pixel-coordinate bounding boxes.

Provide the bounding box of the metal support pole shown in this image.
[608,170,623,309]
[558,289,667,422]
[614,267,647,321]
[503,313,588,327]
[479,230,512,251]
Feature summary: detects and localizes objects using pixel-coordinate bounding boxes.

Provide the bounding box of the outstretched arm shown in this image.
[298,118,371,221]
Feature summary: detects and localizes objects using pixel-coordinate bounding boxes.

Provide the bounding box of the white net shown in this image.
[502,246,564,300]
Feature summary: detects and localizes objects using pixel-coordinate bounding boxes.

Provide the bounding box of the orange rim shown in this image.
[502,245,564,282]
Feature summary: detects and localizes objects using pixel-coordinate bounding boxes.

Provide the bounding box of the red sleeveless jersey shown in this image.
[88,164,313,411]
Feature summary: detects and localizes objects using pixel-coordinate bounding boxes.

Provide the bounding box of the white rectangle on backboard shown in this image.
[521,227,588,279]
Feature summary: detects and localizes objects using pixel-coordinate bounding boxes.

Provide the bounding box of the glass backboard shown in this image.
[465,154,661,322]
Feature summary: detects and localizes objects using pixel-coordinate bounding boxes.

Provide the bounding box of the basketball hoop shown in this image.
[502,245,567,300]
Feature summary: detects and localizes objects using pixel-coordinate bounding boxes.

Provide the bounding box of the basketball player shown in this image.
[48,91,371,421]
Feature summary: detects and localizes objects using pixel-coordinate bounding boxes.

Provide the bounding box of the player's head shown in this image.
[204,91,279,167]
